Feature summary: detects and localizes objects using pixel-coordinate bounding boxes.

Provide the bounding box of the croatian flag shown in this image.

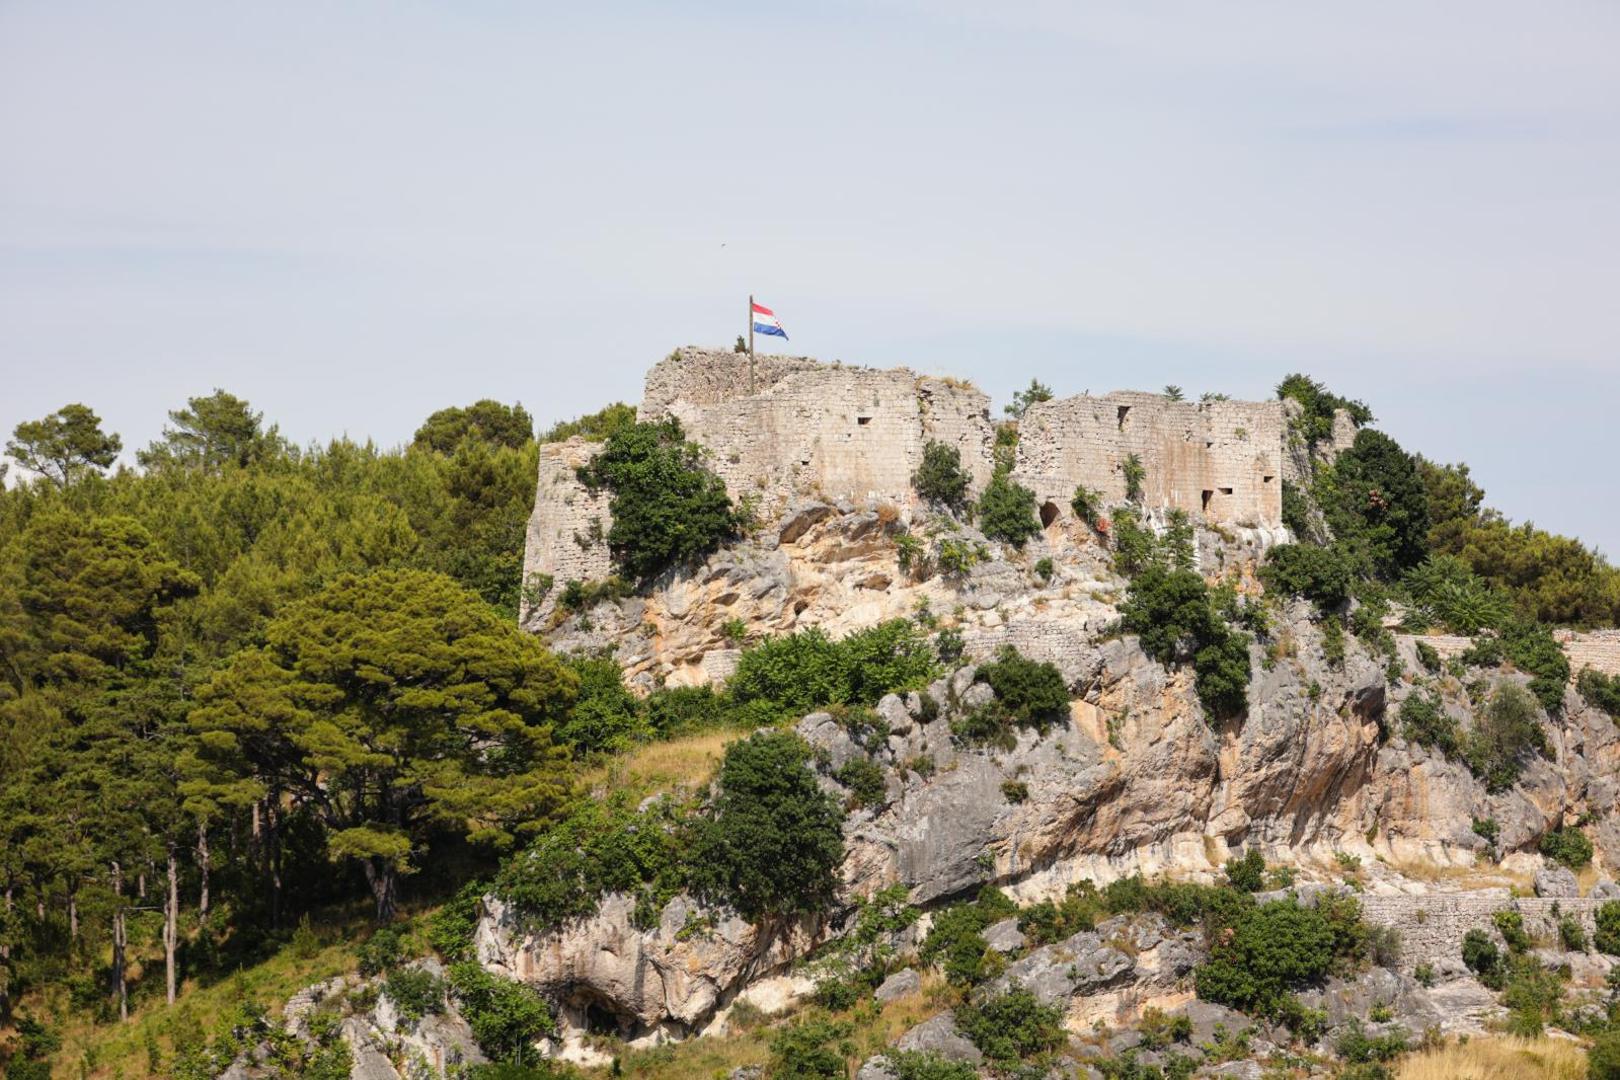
[752,301,788,340]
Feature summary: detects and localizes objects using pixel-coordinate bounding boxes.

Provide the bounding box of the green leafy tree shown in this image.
[1004,379,1053,419]
[190,569,574,919]
[413,400,535,453]
[1194,898,1339,1016]
[691,731,844,918]
[578,418,737,582]
[1276,374,1373,445]
[1317,428,1431,578]
[137,390,287,472]
[912,441,971,511]
[976,469,1041,547]
[540,402,637,444]
[7,404,122,488]
[953,984,1065,1062]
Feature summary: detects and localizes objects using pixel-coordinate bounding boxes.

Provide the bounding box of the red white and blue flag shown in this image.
[752,301,788,340]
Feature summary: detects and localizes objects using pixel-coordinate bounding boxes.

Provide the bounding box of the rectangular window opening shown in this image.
[1263,475,1275,484]
[1117,405,1131,429]
[1201,490,1213,512]
[857,415,872,426]
[1219,487,1233,496]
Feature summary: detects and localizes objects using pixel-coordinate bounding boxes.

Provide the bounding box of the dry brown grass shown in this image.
[1396,1035,1587,1080]
[584,729,740,799]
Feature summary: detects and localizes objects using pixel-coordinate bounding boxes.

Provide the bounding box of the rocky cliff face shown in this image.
[482,499,1620,1068]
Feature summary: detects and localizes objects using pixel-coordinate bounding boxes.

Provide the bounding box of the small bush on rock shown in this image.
[913,441,971,512]
[977,468,1041,547]
[834,756,888,809]
[1461,928,1505,989]
[769,1017,853,1080]
[730,620,938,717]
[1596,901,1620,956]
[973,647,1071,731]
[1540,827,1594,869]
[1223,850,1266,893]
[954,983,1065,1063]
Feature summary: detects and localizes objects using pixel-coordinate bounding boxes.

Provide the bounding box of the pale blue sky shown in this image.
[2,2,1617,551]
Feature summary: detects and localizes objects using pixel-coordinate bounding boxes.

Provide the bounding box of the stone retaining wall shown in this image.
[1359,893,1604,968]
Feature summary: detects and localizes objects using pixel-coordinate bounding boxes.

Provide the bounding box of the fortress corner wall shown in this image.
[519,438,613,630]
[1013,392,1287,528]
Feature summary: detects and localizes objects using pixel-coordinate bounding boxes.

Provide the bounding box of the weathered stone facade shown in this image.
[1562,628,1620,679]
[1360,893,1607,969]
[520,438,614,626]
[522,349,1301,625]
[1012,391,1288,529]
[641,347,996,510]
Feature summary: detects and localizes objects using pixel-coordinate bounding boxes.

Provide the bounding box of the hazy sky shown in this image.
[3,2,1617,551]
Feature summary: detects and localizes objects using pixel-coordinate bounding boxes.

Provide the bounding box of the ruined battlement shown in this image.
[520,348,1297,625]
[639,347,997,511]
[1012,391,1288,532]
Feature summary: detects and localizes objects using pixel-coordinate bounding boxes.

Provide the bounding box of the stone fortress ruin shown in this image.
[522,347,1294,623]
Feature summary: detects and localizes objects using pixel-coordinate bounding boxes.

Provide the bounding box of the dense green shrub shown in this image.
[1122,454,1146,502]
[1401,555,1511,634]
[357,925,406,976]
[1398,692,1460,756]
[1591,1030,1620,1080]
[1223,850,1266,893]
[920,887,1018,986]
[1317,428,1431,579]
[1463,682,1550,793]
[1193,899,1340,1017]
[557,654,648,754]
[577,417,737,582]
[1580,669,1620,719]
[540,401,636,444]
[953,984,1065,1062]
[1071,485,1103,528]
[1276,373,1373,446]
[1493,910,1530,953]
[973,647,1070,730]
[978,468,1041,547]
[1560,915,1587,952]
[1461,928,1504,989]
[1121,564,1250,722]
[1334,1019,1408,1064]
[384,966,446,1027]
[729,620,938,717]
[1260,543,1354,613]
[1540,827,1594,869]
[448,962,556,1064]
[690,730,845,918]
[769,1017,853,1080]
[913,441,971,511]
[1597,901,1620,956]
[496,793,687,931]
[885,1050,979,1080]
[834,756,888,809]
[428,879,487,962]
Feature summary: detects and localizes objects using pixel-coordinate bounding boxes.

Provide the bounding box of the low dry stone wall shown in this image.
[1359,893,1606,968]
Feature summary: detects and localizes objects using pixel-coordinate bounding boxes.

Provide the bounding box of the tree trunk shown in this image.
[267,798,283,930]
[110,861,127,1022]
[196,819,210,925]
[362,859,398,923]
[1,883,12,1021]
[164,845,179,1005]
[68,890,78,941]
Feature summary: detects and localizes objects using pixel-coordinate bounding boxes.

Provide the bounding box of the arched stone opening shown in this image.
[1040,501,1061,528]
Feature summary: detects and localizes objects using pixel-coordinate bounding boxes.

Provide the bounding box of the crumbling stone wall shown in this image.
[1562,629,1620,679]
[1397,631,1620,682]
[1359,893,1605,969]
[1013,392,1287,528]
[642,348,997,511]
[519,438,613,630]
